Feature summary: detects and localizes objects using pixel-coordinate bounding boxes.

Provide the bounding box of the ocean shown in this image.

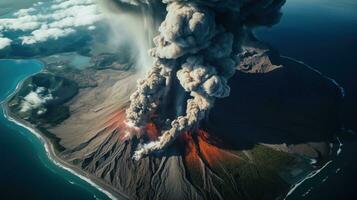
[255,0,357,199]
[0,60,111,200]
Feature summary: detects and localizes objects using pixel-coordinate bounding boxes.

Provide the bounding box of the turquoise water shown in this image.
[0,60,111,200]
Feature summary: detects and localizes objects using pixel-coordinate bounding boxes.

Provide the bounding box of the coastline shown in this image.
[283,160,333,199]
[1,65,127,200]
[275,56,345,200]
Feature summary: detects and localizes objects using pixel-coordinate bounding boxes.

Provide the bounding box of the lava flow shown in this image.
[182,130,243,167]
[104,107,241,167]
[103,109,142,141]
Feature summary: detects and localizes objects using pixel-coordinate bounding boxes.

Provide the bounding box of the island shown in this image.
[4,35,344,199]
[1,0,347,199]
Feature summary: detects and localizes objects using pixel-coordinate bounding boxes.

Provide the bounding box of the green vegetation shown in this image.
[185,144,296,200]
[233,145,295,200]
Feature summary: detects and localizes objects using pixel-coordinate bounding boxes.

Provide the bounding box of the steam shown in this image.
[98,0,159,72]
[120,0,285,160]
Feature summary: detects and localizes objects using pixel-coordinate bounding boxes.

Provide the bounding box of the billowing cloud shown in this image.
[121,0,285,160]
[124,2,236,160]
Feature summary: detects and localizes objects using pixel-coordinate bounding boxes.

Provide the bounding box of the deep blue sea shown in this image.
[0,60,110,200]
[255,0,357,199]
[255,0,357,132]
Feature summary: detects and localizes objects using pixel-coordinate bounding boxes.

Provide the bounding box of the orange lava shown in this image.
[182,132,201,164]
[103,109,236,167]
[103,109,162,141]
[182,130,240,168]
[101,109,142,141]
[196,130,230,166]
[145,123,160,140]
[105,109,127,128]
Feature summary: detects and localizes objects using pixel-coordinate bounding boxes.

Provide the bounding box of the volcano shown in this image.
[45,38,342,200]
[5,0,344,199]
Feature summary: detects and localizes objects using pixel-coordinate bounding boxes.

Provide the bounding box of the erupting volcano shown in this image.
[124,0,286,160]
[4,0,346,199]
[55,0,342,199]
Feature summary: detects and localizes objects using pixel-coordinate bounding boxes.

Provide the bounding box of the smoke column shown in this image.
[120,0,286,160]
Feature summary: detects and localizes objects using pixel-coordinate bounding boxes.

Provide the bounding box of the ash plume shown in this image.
[121,0,286,160]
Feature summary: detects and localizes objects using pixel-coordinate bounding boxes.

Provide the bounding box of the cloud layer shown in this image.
[0,0,104,45]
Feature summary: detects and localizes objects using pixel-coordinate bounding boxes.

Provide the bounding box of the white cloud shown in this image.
[49,4,103,28]
[0,16,42,31]
[20,27,76,45]
[0,0,104,45]
[0,35,12,49]
[20,87,53,114]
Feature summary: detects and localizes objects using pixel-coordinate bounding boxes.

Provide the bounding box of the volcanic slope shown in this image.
[48,40,342,200]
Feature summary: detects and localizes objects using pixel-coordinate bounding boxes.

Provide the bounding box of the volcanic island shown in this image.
[4,0,344,200]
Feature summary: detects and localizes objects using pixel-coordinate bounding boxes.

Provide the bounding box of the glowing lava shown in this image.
[104,109,240,166]
[182,129,243,168]
[145,122,160,140]
[102,109,143,141]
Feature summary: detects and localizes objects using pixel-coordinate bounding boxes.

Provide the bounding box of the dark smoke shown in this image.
[112,0,285,160]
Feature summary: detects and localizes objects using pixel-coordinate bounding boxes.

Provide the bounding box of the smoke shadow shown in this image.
[207,56,343,151]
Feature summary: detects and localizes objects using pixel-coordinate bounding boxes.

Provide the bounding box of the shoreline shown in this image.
[275,56,345,200]
[1,64,127,200]
[0,59,44,105]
